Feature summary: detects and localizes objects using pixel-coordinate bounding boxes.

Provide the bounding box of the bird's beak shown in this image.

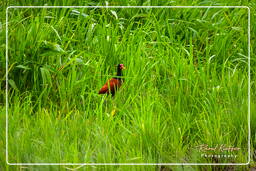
[122,66,126,70]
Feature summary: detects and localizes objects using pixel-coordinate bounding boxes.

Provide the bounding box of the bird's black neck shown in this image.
[114,68,122,80]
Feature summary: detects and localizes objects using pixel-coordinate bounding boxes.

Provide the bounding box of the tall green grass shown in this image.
[1,1,255,170]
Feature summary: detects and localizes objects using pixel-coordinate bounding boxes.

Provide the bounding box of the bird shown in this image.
[98,64,125,96]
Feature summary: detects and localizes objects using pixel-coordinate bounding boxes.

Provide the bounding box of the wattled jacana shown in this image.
[98,64,125,96]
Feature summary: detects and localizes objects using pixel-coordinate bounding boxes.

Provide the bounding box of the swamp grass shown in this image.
[0,2,255,170]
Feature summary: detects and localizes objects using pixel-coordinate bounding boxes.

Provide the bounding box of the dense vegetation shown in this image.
[1,0,255,170]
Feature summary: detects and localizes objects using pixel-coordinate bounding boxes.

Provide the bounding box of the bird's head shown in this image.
[118,64,125,70]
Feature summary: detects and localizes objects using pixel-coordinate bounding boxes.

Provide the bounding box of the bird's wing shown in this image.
[98,78,120,94]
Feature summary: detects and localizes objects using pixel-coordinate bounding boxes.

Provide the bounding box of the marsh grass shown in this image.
[1,4,252,170]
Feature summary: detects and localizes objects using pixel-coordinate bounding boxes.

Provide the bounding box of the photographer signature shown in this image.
[196,144,240,152]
